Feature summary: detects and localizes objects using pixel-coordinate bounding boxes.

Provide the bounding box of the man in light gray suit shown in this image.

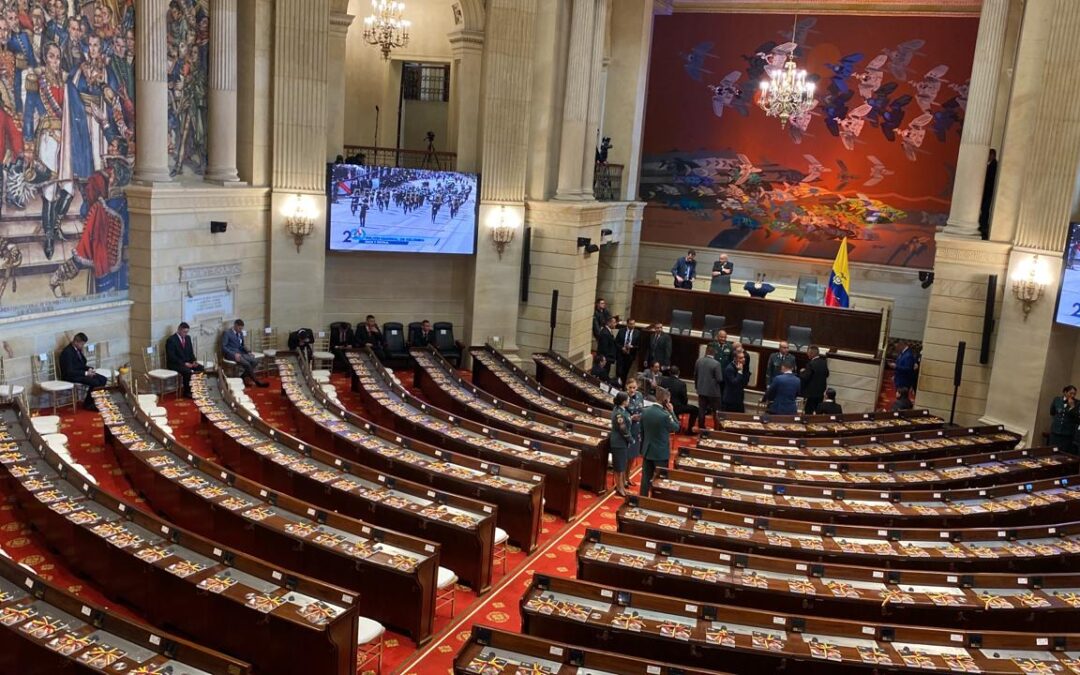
[222,319,268,387]
[694,345,724,430]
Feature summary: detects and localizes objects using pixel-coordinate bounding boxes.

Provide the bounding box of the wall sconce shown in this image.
[489,205,516,259]
[577,237,600,255]
[1010,254,1051,320]
[285,194,315,253]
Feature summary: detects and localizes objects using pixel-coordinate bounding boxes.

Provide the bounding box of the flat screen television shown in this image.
[326,164,478,254]
[1054,222,1080,327]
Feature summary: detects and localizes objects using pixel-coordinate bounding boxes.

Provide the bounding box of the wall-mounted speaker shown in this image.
[210,220,228,234]
[980,274,996,365]
[519,226,532,303]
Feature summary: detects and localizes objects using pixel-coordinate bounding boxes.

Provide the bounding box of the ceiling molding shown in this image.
[668,0,982,16]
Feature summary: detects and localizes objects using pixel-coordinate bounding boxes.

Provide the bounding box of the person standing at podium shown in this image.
[671,250,697,289]
[710,254,733,293]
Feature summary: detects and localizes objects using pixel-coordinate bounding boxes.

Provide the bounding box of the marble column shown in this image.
[554,0,596,200]
[448,29,484,173]
[580,0,608,199]
[206,0,241,182]
[942,0,1009,238]
[325,11,354,161]
[133,0,171,183]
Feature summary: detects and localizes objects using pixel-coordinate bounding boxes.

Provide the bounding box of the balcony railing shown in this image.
[594,163,623,201]
[342,145,458,172]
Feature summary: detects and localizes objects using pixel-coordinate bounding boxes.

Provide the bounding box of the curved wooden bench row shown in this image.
[531,352,615,409]
[347,351,581,519]
[0,552,251,675]
[199,372,497,592]
[650,466,1080,527]
[411,346,610,493]
[697,424,1022,462]
[98,387,438,645]
[521,575,1080,674]
[277,356,543,551]
[470,345,610,428]
[0,404,359,675]
[713,408,945,437]
[454,626,728,675]
[617,495,1080,573]
[576,530,1080,632]
[676,444,1074,490]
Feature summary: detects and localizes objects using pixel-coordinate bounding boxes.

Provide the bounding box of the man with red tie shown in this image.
[166,322,204,398]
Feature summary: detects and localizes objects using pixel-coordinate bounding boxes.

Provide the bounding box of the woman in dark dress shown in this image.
[610,392,633,496]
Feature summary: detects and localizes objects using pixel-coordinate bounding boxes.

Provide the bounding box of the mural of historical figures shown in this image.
[0,0,135,319]
[641,13,979,268]
[166,0,207,176]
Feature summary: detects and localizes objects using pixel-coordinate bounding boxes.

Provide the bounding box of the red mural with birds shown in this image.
[640,12,979,268]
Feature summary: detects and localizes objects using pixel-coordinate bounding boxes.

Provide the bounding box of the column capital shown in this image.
[329,11,354,39]
[448,28,485,56]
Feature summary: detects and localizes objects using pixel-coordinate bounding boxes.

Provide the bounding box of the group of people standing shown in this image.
[610,381,680,497]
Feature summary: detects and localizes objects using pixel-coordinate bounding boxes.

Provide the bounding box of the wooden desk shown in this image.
[349,351,582,519]
[412,347,609,494]
[277,356,544,552]
[532,352,615,409]
[197,372,496,593]
[454,626,729,675]
[577,530,1080,632]
[0,405,359,675]
[469,345,609,429]
[99,388,438,645]
[712,408,945,437]
[676,444,1076,490]
[629,283,884,355]
[0,553,252,675]
[618,496,1080,573]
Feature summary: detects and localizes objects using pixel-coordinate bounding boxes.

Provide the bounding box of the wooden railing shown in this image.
[594,162,623,201]
[341,145,458,171]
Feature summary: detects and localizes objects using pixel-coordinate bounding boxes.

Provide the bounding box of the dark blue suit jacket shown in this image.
[894,348,917,389]
[765,372,801,415]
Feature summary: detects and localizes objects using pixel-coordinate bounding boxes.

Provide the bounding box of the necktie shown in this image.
[625,331,631,348]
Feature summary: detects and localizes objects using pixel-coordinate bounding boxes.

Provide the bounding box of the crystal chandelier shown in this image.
[363,0,410,61]
[757,18,815,128]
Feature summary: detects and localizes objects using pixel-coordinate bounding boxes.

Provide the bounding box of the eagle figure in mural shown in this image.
[836,103,874,150]
[787,99,818,144]
[880,94,915,141]
[912,65,949,112]
[949,80,970,110]
[899,113,934,161]
[682,41,717,81]
[882,39,926,79]
[863,155,895,187]
[759,41,799,78]
[932,97,964,141]
[779,17,818,56]
[732,154,761,186]
[825,52,864,94]
[856,54,889,99]
[801,154,831,183]
[835,160,860,191]
[708,71,748,118]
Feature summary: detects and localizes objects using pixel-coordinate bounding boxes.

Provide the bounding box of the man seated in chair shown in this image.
[353,315,386,359]
[329,322,354,371]
[166,322,204,398]
[413,319,434,347]
[222,319,268,387]
[59,332,108,411]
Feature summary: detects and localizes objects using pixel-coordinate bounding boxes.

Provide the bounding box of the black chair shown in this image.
[670,309,693,335]
[709,275,731,295]
[787,325,813,351]
[407,321,423,345]
[704,314,726,338]
[382,321,409,367]
[432,321,462,367]
[740,319,764,345]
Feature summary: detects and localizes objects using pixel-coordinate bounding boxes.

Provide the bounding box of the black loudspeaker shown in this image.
[519,227,532,303]
[980,274,996,364]
[548,289,559,352]
[954,341,966,387]
[210,220,227,233]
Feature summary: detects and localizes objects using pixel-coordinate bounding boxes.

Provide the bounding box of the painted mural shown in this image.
[641,13,979,268]
[0,0,135,319]
[166,0,207,176]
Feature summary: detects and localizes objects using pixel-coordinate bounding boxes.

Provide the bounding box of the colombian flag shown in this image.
[825,238,850,308]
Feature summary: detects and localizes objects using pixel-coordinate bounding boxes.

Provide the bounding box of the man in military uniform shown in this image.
[765,340,797,387]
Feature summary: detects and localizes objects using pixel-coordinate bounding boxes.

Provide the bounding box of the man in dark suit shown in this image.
[644,322,672,370]
[165,322,204,398]
[765,341,797,387]
[661,366,698,434]
[614,318,641,386]
[413,320,434,347]
[893,340,918,393]
[817,388,844,415]
[764,362,801,415]
[671,249,697,289]
[592,298,611,340]
[799,345,829,414]
[721,349,751,413]
[596,316,618,380]
[353,315,385,359]
[329,322,354,371]
[59,332,107,411]
[694,346,723,430]
[639,386,680,496]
